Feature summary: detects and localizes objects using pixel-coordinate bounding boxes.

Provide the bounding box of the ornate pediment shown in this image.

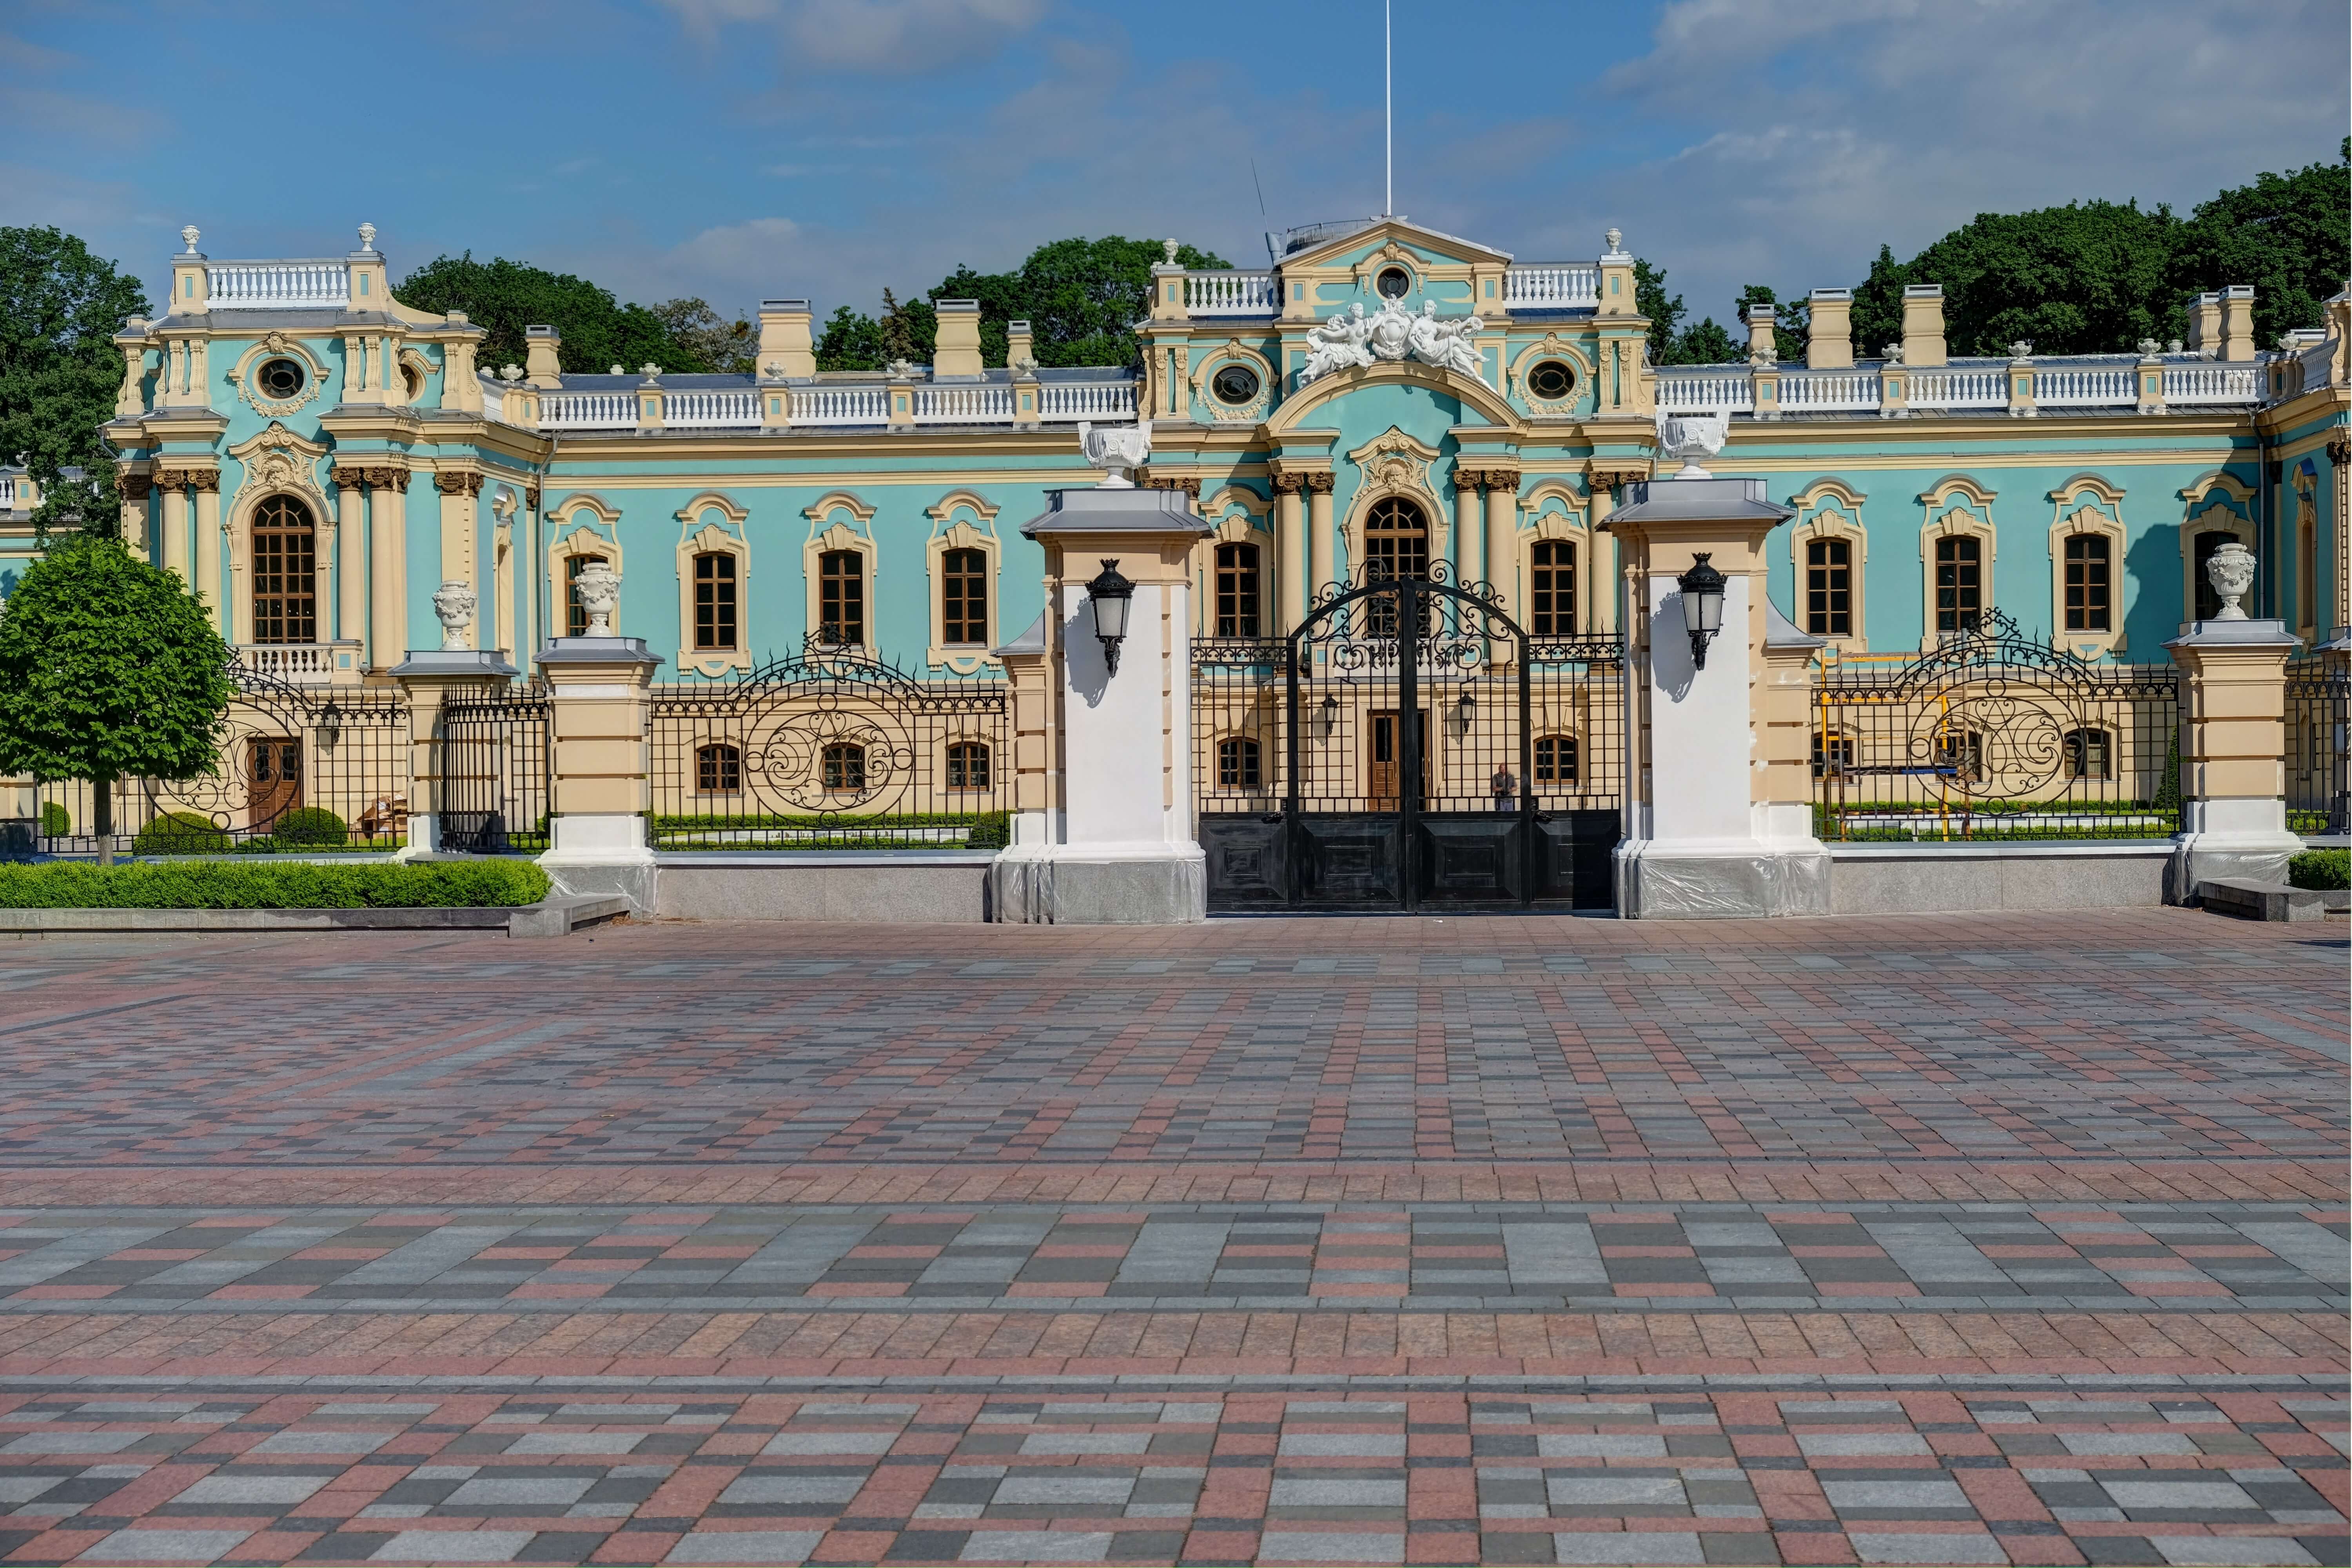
[225,421,335,522]
[1345,426,1441,494]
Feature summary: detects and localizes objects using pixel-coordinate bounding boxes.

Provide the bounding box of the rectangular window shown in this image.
[1805,537,1852,637]
[2063,534,2110,632]
[1214,542,1261,638]
[1530,540,1576,636]
[1935,534,1982,633]
[819,550,865,646]
[941,547,988,646]
[693,552,738,650]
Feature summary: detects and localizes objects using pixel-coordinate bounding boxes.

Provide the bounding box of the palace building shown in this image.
[89,218,2349,677]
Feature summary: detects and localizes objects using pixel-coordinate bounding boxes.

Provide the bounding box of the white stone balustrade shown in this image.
[662,388,762,428]
[1906,368,2008,410]
[539,391,641,430]
[791,386,893,426]
[2031,365,2138,408]
[1502,265,1600,309]
[914,384,1015,423]
[1778,369,1882,412]
[205,261,352,310]
[1655,370,1757,415]
[234,642,363,686]
[1186,272,1278,316]
[2166,363,2265,404]
[1038,381,1138,421]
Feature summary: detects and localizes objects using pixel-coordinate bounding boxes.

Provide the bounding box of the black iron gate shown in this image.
[1196,566,1625,911]
[437,683,553,854]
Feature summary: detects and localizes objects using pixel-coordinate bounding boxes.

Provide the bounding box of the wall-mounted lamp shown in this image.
[1319,693,1339,740]
[315,702,343,750]
[1677,552,1726,670]
[1084,558,1134,675]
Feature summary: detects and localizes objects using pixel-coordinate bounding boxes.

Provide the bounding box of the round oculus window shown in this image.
[257,358,305,400]
[1526,359,1577,400]
[1375,266,1412,299]
[1210,363,1261,405]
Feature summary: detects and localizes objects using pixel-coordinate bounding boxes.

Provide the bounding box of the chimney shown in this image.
[2185,291,2222,356]
[933,299,982,379]
[2219,284,2256,362]
[1806,288,1853,369]
[1005,319,1036,370]
[524,325,562,388]
[1900,285,1947,367]
[757,299,815,379]
[1744,301,1777,363]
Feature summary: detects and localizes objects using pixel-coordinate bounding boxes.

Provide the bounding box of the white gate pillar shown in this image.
[992,484,1214,923]
[1604,469,1832,917]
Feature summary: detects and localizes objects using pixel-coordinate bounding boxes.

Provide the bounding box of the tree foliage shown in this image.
[0,227,149,541]
[0,535,234,837]
[394,254,707,375]
[815,235,1232,372]
[651,297,755,375]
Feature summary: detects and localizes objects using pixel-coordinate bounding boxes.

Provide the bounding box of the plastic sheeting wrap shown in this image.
[1619,846,1831,919]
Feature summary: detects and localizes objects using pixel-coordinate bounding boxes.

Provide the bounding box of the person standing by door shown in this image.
[1491,762,1517,812]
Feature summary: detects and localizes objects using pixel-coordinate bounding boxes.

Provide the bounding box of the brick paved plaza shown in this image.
[0,910,2343,1568]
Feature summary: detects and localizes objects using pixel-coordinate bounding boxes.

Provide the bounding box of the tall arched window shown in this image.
[2193,529,2235,621]
[1530,540,1576,636]
[1934,535,1982,633]
[566,552,610,639]
[2063,534,2110,632]
[250,496,317,644]
[941,547,987,646]
[1806,537,1852,637]
[820,550,866,646]
[1363,496,1430,582]
[1214,542,1261,637]
[693,552,739,650]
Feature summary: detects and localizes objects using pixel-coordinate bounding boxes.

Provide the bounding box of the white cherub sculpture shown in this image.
[1077,419,1153,487]
[1433,313,1486,376]
[1301,305,1375,383]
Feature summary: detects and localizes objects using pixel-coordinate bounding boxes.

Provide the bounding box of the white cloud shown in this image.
[659,0,1048,72]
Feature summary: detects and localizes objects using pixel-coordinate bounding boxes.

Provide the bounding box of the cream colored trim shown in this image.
[924,503,1000,675]
[805,519,877,657]
[224,335,333,419]
[2179,469,2258,506]
[549,505,624,637]
[1341,426,1449,575]
[1519,482,1592,634]
[677,519,751,678]
[396,347,434,404]
[1786,477,1867,514]
[1194,484,1276,638]
[2048,502,2126,659]
[1791,505,1869,655]
[1918,474,1998,511]
[1919,499,1996,651]
[2179,495,2255,634]
[675,490,750,528]
[802,489,878,525]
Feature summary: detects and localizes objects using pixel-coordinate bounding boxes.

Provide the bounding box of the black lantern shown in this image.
[1677,552,1727,670]
[1084,558,1135,675]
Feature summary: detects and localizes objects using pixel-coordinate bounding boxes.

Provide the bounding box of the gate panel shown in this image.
[2286,654,2348,835]
[438,684,553,854]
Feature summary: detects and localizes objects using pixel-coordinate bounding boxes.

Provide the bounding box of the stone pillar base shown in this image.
[1615,842,1832,920]
[537,813,657,913]
[991,843,1206,925]
[2167,798,2306,902]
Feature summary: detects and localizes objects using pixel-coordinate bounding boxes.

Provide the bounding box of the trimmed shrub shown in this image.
[0,859,552,909]
[131,811,230,855]
[39,801,69,837]
[2287,848,2349,891]
[269,807,349,848]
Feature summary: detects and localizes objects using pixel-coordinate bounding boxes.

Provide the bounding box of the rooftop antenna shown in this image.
[1250,156,1267,219]
[1383,0,1393,216]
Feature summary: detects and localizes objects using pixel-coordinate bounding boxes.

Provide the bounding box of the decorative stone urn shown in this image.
[573,560,621,637]
[2204,539,2256,621]
[431,579,475,651]
[1657,413,1728,479]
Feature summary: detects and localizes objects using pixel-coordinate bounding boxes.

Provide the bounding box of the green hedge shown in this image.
[2287,848,2349,891]
[269,807,349,848]
[40,802,69,837]
[0,860,551,909]
[132,811,231,855]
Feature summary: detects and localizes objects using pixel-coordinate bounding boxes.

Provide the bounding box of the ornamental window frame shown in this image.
[1787,480,1868,653]
[2175,472,2256,632]
[1194,486,1275,639]
[802,491,878,657]
[548,495,624,640]
[1341,426,1449,578]
[1916,477,1997,650]
[1187,340,1276,424]
[1505,336,1596,419]
[225,333,334,419]
[673,493,751,677]
[2045,476,2127,659]
[922,490,1001,673]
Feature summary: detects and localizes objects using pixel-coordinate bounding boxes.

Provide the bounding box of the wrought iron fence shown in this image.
[649,638,1011,850]
[437,682,554,854]
[32,673,412,856]
[1813,609,2181,842]
[2286,652,2348,836]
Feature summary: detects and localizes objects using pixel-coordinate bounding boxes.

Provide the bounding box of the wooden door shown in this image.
[248,737,303,829]
[1368,710,1428,807]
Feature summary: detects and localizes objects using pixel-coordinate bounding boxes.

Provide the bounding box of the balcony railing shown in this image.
[539,390,639,430]
[233,642,365,686]
[1657,354,2291,417]
[206,261,352,311]
[1187,271,1278,316]
[1502,265,1599,309]
[497,376,1136,433]
[1656,368,1757,415]
[663,388,761,428]
[1908,367,2007,411]
[1779,368,1882,412]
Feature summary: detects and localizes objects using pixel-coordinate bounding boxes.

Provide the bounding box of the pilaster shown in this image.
[434,470,483,612]
[190,470,225,638]
[331,466,369,652]
[368,466,410,671]
[1482,469,1519,629]
[155,470,192,584]
[1273,474,1307,633]
[1306,474,1336,595]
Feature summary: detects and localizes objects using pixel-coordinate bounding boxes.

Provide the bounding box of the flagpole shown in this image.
[1383,0,1393,216]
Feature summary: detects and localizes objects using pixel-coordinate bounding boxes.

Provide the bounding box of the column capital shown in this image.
[329,465,370,489]
[432,470,485,496]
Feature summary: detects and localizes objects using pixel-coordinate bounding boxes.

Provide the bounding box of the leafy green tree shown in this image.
[0,535,234,863]
[651,297,754,374]
[1633,258,1739,365]
[815,304,888,371]
[2170,141,2351,349]
[395,254,704,375]
[0,227,149,543]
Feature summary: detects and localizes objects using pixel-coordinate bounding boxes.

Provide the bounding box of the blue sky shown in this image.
[5,0,2345,332]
